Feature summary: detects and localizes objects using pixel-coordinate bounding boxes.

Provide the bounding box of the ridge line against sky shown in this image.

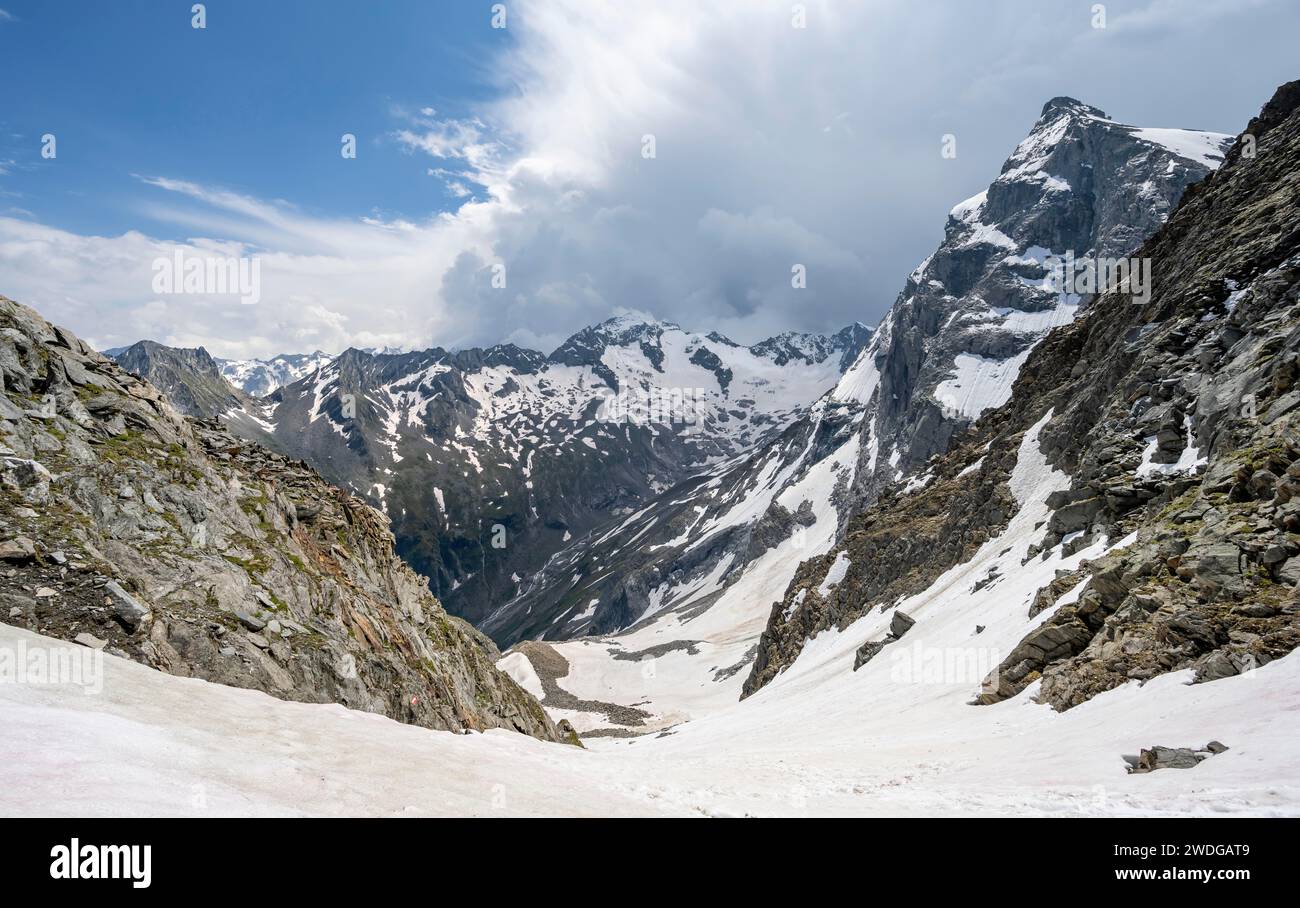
[0,0,1295,360]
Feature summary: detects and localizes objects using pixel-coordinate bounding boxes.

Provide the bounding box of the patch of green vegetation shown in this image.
[261,588,288,613]
[222,535,273,577]
[160,443,204,486]
[425,617,456,648]
[138,533,178,559]
[94,430,153,464]
[238,490,277,535]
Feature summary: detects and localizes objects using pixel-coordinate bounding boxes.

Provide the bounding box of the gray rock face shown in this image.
[0,296,562,742]
[110,341,253,422]
[842,98,1231,511]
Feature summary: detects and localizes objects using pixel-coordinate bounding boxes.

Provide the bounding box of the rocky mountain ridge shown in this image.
[744,82,1300,709]
[113,340,257,422]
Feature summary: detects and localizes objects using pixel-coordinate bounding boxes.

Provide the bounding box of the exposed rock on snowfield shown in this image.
[853,609,914,670]
[1125,740,1229,774]
[746,82,1300,707]
[0,298,561,741]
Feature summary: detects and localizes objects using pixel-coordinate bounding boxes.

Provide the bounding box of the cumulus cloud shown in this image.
[1,0,1295,358]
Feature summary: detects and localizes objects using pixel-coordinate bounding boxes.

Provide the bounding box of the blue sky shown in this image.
[1,1,1297,358]
[0,0,506,235]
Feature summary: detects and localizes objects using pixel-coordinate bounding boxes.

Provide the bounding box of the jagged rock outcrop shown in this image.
[110,340,281,447]
[745,82,1300,707]
[111,340,255,422]
[0,297,562,741]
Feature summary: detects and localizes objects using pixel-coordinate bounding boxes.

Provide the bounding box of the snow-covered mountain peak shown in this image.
[218,350,334,396]
[597,311,681,334]
[874,98,1234,495]
[1038,95,1109,121]
[995,97,1232,202]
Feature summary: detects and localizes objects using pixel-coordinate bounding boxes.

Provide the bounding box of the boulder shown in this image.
[104,580,151,631]
[1,457,52,501]
[1249,469,1279,498]
[890,610,916,638]
[1128,741,1228,773]
[235,611,266,632]
[1049,496,1104,534]
[853,639,888,671]
[0,536,36,563]
[1279,556,1300,586]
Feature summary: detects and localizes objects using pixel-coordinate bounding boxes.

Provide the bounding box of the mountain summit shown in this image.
[491,96,1238,730]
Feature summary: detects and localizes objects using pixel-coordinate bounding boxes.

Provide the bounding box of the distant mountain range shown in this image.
[216,351,335,397]
[106,316,873,630]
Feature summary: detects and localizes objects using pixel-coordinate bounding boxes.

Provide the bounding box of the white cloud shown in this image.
[0,0,1293,358]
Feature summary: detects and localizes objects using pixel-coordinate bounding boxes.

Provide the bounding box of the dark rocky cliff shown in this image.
[0,298,565,742]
